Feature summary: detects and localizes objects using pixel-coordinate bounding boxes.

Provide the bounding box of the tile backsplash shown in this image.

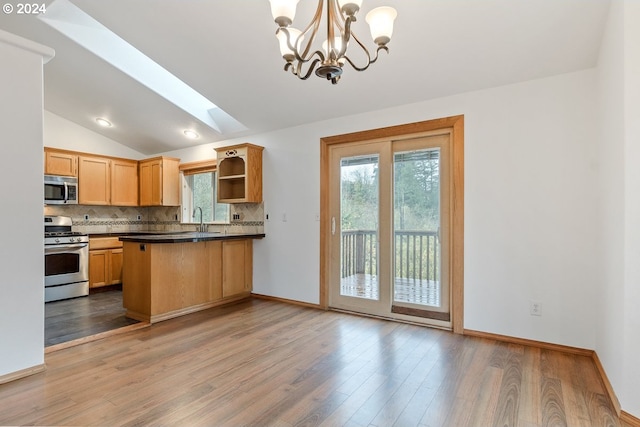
[44,203,264,235]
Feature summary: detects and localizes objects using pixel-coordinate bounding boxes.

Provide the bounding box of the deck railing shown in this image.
[341,229,439,281]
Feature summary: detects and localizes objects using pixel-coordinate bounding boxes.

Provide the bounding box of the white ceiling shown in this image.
[0,0,611,155]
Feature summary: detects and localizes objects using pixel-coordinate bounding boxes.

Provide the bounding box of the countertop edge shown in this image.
[118,233,266,244]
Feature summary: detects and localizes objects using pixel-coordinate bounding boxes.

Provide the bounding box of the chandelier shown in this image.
[268,0,397,84]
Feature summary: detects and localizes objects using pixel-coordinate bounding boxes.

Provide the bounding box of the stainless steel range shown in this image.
[44,216,89,302]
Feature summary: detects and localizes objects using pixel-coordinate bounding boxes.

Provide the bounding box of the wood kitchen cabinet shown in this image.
[110,159,139,206]
[78,155,110,205]
[45,148,77,176]
[89,237,124,288]
[215,143,263,203]
[139,156,180,206]
[222,239,253,298]
[122,236,257,323]
[78,155,139,206]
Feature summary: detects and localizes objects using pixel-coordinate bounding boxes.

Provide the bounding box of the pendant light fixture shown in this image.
[268,0,397,84]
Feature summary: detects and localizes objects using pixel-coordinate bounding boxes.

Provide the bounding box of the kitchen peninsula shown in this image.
[119,232,264,323]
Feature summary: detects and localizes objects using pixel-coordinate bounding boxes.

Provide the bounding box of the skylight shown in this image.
[39,0,246,135]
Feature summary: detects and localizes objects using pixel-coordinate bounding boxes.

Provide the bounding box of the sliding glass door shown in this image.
[328,132,451,328]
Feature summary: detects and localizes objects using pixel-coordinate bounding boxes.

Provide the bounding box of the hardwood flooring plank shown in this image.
[464,366,504,426]
[492,345,524,426]
[518,345,542,426]
[368,328,438,426]
[585,391,620,427]
[541,377,568,427]
[318,372,388,427]
[0,299,625,427]
[418,333,477,426]
[45,290,138,346]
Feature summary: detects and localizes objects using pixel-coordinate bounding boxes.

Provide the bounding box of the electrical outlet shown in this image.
[530,301,542,316]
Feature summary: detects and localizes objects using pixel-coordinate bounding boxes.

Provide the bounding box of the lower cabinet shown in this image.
[222,239,253,298]
[122,238,254,323]
[89,237,124,288]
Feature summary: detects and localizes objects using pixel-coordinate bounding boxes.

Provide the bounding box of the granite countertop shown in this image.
[89,232,170,238]
[117,232,265,244]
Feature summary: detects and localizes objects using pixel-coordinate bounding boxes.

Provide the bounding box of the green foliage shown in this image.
[339,150,442,283]
[187,172,229,223]
[394,151,440,232]
[340,150,440,232]
[192,173,214,222]
[341,162,378,230]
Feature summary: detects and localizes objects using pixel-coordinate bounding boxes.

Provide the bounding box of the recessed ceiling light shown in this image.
[95,117,112,127]
[39,0,249,135]
[183,130,199,139]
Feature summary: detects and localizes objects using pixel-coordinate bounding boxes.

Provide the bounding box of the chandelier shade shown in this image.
[268,0,397,84]
[365,6,397,46]
[269,0,300,27]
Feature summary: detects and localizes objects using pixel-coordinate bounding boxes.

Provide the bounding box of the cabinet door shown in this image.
[109,248,123,285]
[222,240,249,298]
[138,161,152,206]
[150,161,163,205]
[139,160,162,206]
[89,250,109,288]
[79,156,110,205]
[45,150,77,176]
[111,159,138,206]
[161,159,180,206]
[208,241,223,301]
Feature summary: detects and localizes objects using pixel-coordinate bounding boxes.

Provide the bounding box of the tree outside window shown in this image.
[182,171,229,223]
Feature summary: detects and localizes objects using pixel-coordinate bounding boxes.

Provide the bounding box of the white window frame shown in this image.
[179,160,230,225]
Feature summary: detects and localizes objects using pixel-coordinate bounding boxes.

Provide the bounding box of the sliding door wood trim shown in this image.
[320,115,464,333]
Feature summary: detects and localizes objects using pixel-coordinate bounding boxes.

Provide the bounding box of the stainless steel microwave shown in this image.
[44,175,78,205]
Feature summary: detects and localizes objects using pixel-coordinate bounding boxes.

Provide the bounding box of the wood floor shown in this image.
[0,299,624,426]
[45,289,138,346]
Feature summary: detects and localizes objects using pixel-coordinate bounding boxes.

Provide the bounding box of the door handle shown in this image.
[331,217,336,235]
[44,243,88,253]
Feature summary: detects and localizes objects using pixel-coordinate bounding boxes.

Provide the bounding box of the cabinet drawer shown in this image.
[89,237,123,250]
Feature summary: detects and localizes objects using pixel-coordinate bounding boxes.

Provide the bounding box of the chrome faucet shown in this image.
[193,207,205,232]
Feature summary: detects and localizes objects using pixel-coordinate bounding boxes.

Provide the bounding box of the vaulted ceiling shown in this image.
[0,0,611,155]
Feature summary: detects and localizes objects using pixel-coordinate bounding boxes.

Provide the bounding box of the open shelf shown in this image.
[215,143,263,204]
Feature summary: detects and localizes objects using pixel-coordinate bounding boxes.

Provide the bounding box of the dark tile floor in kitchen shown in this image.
[45,289,139,346]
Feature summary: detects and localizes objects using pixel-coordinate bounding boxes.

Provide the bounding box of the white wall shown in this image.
[596,1,640,416]
[0,31,53,378]
[622,1,640,417]
[165,69,600,350]
[595,0,626,411]
[44,111,145,159]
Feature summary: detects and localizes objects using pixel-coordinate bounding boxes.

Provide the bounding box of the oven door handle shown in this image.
[45,243,88,252]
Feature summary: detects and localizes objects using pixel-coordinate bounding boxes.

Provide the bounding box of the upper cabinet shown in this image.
[78,155,110,205]
[78,155,139,206]
[45,148,77,177]
[111,159,139,206]
[215,143,263,203]
[44,148,179,206]
[139,156,180,206]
